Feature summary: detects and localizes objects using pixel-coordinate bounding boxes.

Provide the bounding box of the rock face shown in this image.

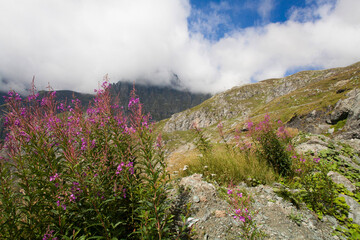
[331,88,360,139]
[287,87,360,141]
[295,135,330,154]
[174,174,338,240]
[328,171,356,193]
[340,194,360,226]
[176,174,242,239]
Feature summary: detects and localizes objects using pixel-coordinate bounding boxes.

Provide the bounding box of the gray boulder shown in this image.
[331,88,360,139]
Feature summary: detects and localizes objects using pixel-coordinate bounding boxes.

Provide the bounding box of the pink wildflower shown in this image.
[50,173,59,181]
[128,97,139,108]
[69,194,76,202]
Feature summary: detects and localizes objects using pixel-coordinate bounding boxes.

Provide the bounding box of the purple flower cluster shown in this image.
[227,187,252,224]
[116,162,134,175]
[3,91,22,102]
[1,79,157,237]
[56,197,66,211]
[42,228,57,240]
[128,97,139,108]
[50,173,59,182]
[69,182,82,202]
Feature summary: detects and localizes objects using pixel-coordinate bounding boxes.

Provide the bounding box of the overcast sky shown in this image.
[0,0,359,94]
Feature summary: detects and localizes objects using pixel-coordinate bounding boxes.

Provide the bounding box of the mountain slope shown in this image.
[110,81,211,121]
[162,62,360,138]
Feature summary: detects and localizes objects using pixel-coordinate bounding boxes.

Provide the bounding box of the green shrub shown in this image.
[0,82,181,239]
[247,115,292,177]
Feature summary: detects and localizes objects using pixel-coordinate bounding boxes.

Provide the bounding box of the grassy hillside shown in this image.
[160,62,360,150]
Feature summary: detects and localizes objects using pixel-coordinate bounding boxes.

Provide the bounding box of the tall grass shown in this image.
[183,121,277,185]
[185,145,276,185]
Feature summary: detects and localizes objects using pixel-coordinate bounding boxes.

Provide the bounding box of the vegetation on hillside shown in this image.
[180,115,360,239]
[162,61,360,133]
[0,82,192,239]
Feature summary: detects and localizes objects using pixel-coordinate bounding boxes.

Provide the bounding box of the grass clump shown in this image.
[185,144,275,185]
[183,121,276,185]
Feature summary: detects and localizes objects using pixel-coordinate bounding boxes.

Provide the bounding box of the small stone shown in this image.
[193,195,200,203]
[200,196,207,202]
[214,210,226,218]
[186,217,199,228]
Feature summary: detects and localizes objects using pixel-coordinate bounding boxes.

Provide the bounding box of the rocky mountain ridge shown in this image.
[162,62,360,138]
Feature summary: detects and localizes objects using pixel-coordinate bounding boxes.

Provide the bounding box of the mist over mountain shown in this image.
[110,81,211,121]
[42,81,211,122]
[0,81,211,139]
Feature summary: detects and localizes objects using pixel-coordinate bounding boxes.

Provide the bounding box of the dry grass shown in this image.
[180,144,276,185]
[166,147,198,176]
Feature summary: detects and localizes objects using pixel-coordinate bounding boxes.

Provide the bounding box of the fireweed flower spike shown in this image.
[128,97,139,108]
[50,173,59,181]
[1,82,174,239]
[227,186,265,238]
[247,121,254,129]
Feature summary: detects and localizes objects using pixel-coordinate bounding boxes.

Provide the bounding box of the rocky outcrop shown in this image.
[328,171,356,193]
[286,87,360,141]
[331,88,360,139]
[340,194,360,225]
[173,174,339,239]
[295,135,330,154]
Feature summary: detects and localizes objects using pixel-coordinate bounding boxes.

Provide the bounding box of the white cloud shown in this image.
[0,0,359,95]
[188,1,232,40]
[0,0,191,93]
[257,0,275,22]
